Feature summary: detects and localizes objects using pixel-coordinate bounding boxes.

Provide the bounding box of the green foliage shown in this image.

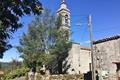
[17,9,72,74]
[51,29,72,55]
[17,9,56,68]
[3,67,29,80]
[0,0,43,58]
[49,29,72,74]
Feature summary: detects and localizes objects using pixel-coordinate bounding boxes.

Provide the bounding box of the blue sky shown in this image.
[1,0,120,62]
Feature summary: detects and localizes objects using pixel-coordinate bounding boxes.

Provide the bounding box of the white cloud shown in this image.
[81,40,90,44]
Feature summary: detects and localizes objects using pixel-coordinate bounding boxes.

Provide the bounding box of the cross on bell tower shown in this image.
[62,0,65,3]
[57,0,70,30]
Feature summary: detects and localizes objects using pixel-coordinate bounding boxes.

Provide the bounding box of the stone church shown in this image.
[56,0,91,74]
[56,1,120,79]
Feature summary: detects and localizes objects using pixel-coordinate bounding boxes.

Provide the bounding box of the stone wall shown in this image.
[35,74,84,80]
[94,37,120,80]
[63,43,91,74]
[79,48,91,73]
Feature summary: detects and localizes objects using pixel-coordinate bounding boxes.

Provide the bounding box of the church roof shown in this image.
[93,34,120,44]
[72,42,91,51]
[80,45,91,51]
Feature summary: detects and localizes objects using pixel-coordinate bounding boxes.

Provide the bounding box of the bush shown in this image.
[3,67,29,80]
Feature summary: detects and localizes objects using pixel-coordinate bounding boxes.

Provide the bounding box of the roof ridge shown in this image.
[93,34,120,44]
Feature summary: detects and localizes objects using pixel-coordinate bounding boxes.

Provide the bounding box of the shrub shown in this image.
[3,67,29,80]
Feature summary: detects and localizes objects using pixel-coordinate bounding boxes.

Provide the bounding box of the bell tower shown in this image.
[57,0,70,30]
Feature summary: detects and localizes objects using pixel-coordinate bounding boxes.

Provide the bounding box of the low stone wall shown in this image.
[34,74,84,80]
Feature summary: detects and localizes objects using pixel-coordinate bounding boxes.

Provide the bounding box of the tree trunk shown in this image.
[58,60,62,74]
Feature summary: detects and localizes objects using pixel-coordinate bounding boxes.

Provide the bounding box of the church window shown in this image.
[65,14,69,25]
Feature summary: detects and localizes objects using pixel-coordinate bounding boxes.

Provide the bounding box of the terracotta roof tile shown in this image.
[80,45,91,51]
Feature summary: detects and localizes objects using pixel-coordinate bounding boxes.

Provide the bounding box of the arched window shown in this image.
[65,14,69,25]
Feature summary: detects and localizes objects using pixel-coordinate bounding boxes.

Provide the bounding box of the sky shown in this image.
[0,0,120,62]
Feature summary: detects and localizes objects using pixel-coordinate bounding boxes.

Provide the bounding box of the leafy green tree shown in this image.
[17,9,72,73]
[50,29,72,74]
[17,9,56,68]
[0,0,43,58]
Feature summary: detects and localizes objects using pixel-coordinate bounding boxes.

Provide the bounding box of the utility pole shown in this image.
[88,15,96,80]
